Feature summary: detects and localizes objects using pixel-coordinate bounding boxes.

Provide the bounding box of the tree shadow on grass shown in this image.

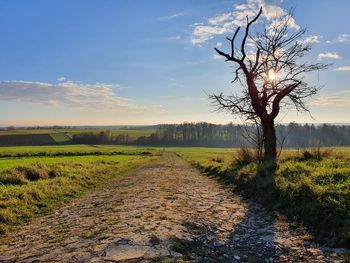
[198,160,350,250]
[166,204,315,263]
[163,193,346,262]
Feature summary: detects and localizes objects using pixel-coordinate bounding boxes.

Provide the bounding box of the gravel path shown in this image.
[0,153,347,262]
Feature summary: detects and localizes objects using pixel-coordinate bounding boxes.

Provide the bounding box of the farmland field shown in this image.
[0,134,56,146]
[0,128,155,145]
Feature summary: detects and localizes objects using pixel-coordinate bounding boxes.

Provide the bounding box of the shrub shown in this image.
[300,147,332,161]
[301,150,314,160]
[211,156,224,163]
[235,146,255,165]
[317,147,331,159]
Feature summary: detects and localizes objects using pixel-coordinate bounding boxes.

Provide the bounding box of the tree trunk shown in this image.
[261,118,277,160]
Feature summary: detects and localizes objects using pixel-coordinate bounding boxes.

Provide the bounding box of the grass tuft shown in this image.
[17,164,50,181]
[0,164,54,185]
[0,169,27,185]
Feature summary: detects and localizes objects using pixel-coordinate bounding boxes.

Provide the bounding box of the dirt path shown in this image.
[0,154,347,262]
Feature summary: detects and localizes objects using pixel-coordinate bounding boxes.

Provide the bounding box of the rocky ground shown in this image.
[0,153,348,262]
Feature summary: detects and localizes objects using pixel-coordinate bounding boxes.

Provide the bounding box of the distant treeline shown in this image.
[71,123,350,148]
[72,131,133,144]
[136,122,350,147]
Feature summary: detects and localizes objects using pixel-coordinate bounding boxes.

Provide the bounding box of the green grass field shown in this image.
[177,147,350,247]
[0,144,160,158]
[0,129,61,135]
[0,145,159,234]
[49,132,71,143]
[0,154,154,172]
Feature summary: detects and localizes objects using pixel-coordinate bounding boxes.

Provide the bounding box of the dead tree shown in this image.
[210,7,327,161]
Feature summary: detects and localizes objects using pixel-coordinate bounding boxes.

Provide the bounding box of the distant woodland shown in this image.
[72,123,350,148]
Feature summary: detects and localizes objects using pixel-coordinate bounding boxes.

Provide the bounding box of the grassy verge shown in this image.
[177,147,350,248]
[0,153,158,235]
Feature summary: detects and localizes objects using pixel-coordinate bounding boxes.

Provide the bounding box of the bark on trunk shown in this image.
[262,118,277,160]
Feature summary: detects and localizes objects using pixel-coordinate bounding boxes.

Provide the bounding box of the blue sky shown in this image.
[0,0,349,126]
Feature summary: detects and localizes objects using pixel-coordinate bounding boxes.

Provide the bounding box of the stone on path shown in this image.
[104,244,149,261]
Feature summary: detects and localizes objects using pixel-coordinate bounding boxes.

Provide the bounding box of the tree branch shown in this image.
[241,7,263,61]
[270,81,301,118]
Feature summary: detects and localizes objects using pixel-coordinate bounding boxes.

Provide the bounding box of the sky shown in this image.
[0,0,349,126]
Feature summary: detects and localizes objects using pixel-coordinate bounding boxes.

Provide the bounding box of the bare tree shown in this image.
[210,7,327,161]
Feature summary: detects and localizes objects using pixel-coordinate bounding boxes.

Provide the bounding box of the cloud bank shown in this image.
[312,90,350,108]
[0,80,156,112]
[334,66,350,71]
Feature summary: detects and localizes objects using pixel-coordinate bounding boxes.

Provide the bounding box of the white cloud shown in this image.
[57,76,66,82]
[334,66,350,71]
[326,34,349,44]
[0,80,155,112]
[167,35,181,40]
[212,54,222,60]
[336,34,349,42]
[216,42,223,47]
[191,25,228,45]
[317,52,342,60]
[185,60,203,65]
[312,90,350,108]
[266,14,299,32]
[297,35,320,45]
[191,0,300,45]
[261,2,285,20]
[208,13,232,25]
[158,12,186,21]
[235,3,255,11]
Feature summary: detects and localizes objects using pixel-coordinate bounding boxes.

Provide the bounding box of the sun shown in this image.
[268,69,277,81]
